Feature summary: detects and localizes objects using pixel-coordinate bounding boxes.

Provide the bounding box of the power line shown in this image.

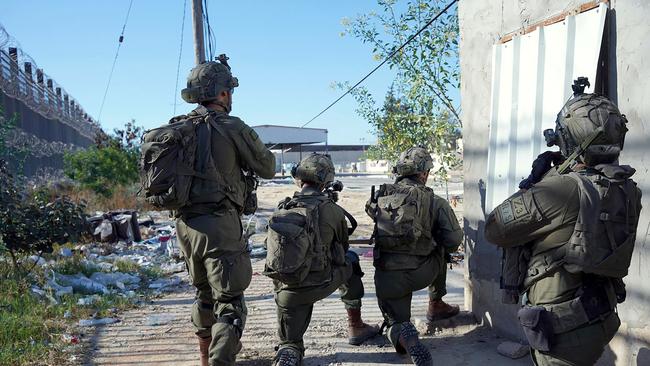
[301,0,458,128]
[173,0,188,115]
[98,0,135,123]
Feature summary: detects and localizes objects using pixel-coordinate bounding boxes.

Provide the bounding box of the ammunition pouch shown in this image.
[518,306,554,351]
[520,278,616,350]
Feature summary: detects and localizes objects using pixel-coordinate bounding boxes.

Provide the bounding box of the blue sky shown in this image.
[0,0,419,144]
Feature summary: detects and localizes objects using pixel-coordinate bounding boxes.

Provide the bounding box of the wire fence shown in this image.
[0,25,100,141]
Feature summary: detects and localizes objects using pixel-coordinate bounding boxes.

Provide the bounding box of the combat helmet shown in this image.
[544,77,628,165]
[181,54,239,104]
[291,153,335,187]
[393,147,434,177]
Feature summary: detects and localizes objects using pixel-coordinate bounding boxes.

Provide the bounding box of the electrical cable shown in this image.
[98,0,135,123]
[173,0,188,115]
[300,0,458,128]
[202,0,216,61]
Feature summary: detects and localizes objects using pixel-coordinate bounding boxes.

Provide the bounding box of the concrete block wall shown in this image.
[459,0,650,363]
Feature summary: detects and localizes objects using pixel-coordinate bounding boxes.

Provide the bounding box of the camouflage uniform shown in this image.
[175,60,276,366]
[485,91,642,366]
[367,147,463,365]
[270,154,378,366]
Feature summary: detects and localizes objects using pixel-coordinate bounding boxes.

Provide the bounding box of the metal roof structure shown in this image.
[485,1,607,211]
[252,124,328,148]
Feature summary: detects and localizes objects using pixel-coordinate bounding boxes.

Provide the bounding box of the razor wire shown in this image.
[0,24,100,141]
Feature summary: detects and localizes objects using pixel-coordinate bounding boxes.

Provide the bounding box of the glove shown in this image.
[519,151,565,190]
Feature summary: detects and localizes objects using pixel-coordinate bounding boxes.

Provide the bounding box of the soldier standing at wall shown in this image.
[366,147,463,366]
[485,87,642,365]
[264,153,379,366]
[143,56,276,365]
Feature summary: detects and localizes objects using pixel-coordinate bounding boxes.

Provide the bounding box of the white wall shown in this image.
[460,0,650,363]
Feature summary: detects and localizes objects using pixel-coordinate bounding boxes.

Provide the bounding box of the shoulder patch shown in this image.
[249,129,259,141]
[510,195,530,218]
[498,201,515,224]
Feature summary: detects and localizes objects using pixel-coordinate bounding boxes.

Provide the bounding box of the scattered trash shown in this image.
[77,295,101,306]
[55,273,109,295]
[148,276,182,291]
[78,317,120,327]
[145,313,177,326]
[59,248,73,257]
[90,272,141,289]
[27,255,47,267]
[31,286,46,296]
[61,334,80,344]
[160,262,185,274]
[64,310,72,319]
[497,341,530,359]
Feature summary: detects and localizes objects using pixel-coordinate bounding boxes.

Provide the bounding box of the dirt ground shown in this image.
[88,176,531,365]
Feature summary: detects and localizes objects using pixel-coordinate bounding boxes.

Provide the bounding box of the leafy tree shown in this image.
[64,120,143,197]
[341,0,460,125]
[0,160,87,273]
[339,0,461,175]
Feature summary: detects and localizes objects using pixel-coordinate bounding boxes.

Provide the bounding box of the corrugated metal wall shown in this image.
[485,3,607,211]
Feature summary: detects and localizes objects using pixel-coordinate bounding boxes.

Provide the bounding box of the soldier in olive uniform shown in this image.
[269,154,379,366]
[485,91,642,366]
[367,147,463,366]
[174,59,276,365]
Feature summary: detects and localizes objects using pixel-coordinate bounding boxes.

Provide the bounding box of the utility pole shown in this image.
[191,0,206,65]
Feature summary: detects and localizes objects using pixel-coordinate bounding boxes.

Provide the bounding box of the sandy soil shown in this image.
[88,176,531,365]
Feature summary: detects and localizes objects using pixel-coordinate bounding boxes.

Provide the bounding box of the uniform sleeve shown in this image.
[484,174,579,248]
[230,118,276,179]
[432,197,463,253]
[321,203,349,251]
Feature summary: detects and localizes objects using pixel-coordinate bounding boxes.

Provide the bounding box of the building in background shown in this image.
[459,1,650,364]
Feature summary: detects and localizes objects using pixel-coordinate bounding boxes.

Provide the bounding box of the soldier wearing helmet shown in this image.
[485,79,642,365]
[366,147,463,365]
[268,153,379,366]
[173,56,276,366]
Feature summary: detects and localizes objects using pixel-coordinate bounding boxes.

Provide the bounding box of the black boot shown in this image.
[398,322,432,366]
[273,346,302,366]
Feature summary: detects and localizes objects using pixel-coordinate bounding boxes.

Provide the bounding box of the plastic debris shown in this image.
[64,310,72,319]
[78,317,120,327]
[61,334,80,344]
[77,295,101,306]
[148,276,182,290]
[55,273,109,295]
[27,255,47,267]
[59,248,73,257]
[90,272,141,289]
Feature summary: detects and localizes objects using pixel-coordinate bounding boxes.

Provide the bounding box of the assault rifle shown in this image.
[553,126,604,175]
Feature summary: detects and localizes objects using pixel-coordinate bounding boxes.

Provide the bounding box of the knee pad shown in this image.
[192,300,216,338]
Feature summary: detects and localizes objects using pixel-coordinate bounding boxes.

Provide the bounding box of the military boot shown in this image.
[346,308,380,345]
[197,336,211,366]
[397,322,432,366]
[426,299,460,322]
[273,347,302,366]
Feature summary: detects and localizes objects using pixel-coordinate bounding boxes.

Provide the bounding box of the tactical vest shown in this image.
[368,179,436,257]
[523,165,641,289]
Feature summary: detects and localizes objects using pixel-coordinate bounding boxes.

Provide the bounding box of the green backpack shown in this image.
[369,183,432,253]
[562,165,641,278]
[264,196,329,285]
[140,112,229,210]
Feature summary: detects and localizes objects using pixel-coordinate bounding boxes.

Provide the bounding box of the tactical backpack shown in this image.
[561,166,641,278]
[368,183,433,253]
[140,112,230,210]
[264,196,329,285]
